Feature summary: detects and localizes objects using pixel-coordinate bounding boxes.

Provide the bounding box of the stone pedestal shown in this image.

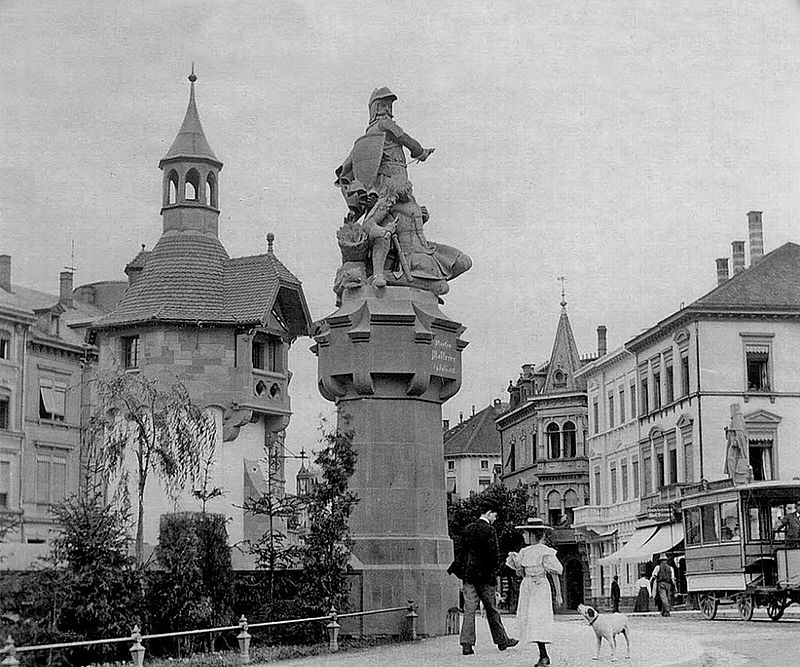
[314,285,467,636]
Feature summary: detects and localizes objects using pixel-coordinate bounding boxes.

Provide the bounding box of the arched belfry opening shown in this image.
[166,170,179,205]
[184,168,200,202]
[206,171,217,208]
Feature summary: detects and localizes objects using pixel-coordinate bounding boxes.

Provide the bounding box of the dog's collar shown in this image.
[587,614,599,626]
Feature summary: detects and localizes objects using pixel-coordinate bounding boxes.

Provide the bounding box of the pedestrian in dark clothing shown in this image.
[610,575,621,613]
[448,499,518,656]
[650,554,676,616]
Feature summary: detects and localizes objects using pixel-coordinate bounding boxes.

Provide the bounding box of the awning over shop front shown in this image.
[598,523,684,566]
[644,522,684,558]
[597,525,658,566]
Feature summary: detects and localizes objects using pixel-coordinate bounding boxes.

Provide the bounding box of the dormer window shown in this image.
[50,314,60,337]
[553,369,566,388]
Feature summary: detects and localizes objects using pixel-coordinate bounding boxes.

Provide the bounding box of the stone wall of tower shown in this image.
[95,324,293,418]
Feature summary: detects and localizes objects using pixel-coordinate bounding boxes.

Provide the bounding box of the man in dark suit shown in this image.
[449,499,518,655]
[611,574,621,612]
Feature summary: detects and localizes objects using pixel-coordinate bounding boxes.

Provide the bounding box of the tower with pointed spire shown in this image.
[91,71,313,567]
[496,290,602,609]
[159,65,223,236]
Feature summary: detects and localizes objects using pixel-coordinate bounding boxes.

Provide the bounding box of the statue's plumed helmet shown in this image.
[369,87,397,107]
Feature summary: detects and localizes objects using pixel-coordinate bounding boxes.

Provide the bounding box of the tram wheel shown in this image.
[766,594,786,622]
[737,593,754,621]
[700,594,718,620]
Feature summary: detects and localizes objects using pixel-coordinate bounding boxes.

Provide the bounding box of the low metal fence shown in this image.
[0,601,418,666]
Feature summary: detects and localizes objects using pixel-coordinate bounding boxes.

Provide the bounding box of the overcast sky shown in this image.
[3,1,800,480]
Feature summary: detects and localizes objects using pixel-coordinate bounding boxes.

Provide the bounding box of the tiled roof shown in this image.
[444,404,503,456]
[224,253,300,321]
[98,231,230,326]
[125,247,151,271]
[693,242,800,309]
[627,242,800,351]
[1,284,106,347]
[96,230,310,334]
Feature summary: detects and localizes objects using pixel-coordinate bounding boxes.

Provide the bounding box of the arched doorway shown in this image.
[564,559,584,610]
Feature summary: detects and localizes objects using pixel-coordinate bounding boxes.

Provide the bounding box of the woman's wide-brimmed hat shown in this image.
[514,517,554,531]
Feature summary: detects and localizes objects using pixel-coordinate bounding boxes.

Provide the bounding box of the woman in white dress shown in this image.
[506,517,563,667]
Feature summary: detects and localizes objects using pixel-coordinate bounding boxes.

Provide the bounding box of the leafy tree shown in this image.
[148,512,233,656]
[300,415,359,613]
[47,488,144,664]
[91,369,217,563]
[240,431,302,603]
[448,483,530,560]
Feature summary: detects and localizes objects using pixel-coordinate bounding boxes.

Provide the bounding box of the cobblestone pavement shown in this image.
[259,609,800,667]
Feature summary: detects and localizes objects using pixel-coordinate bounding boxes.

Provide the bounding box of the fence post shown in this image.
[326,605,341,652]
[129,624,145,667]
[406,600,418,641]
[1,635,19,667]
[237,614,251,664]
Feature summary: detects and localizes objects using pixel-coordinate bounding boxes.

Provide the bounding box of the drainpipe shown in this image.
[18,325,27,541]
[694,321,704,480]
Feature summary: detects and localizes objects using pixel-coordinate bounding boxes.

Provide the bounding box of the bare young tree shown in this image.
[91,370,217,564]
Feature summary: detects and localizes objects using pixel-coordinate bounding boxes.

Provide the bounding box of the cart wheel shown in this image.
[737,593,754,621]
[766,594,785,622]
[700,594,718,620]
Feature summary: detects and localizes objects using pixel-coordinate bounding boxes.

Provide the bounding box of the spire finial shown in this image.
[188,62,197,83]
[267,233,275,254]
[557,275,567,310]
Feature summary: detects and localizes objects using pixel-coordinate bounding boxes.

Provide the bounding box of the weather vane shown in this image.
[557,275,567,308]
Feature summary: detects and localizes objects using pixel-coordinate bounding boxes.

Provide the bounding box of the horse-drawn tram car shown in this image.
[680,479,800,621]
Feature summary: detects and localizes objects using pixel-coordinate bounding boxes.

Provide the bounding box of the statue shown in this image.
[724,404,753,485]
[333,88,471,300]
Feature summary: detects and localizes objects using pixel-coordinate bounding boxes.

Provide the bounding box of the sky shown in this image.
[3,0,800,482]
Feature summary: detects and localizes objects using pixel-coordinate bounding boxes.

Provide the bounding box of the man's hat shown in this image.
[659,553,669,561]
[514,517,554,531]
[369,86,397,107]
[477,498,501,514]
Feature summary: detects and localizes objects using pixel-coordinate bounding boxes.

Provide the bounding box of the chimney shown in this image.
[731,241,746,275]
[459,412,464,424]
[0,255,10,292]
[597,325,607,357]
[747,211,764,265]
[59,271,74,308]
[715,258,729,285]
[442,419,450,431]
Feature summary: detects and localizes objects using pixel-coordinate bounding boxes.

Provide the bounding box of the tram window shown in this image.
[747,506,762,541]
[701,504,720,542]
[720,502,739,540]
[772,506,785,542]
[685,507,701,545]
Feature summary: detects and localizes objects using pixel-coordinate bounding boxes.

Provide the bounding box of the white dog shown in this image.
[577,603,631,662]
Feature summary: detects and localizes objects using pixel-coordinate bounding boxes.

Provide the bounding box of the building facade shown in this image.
[0,259,125,566]
[496,301,604,608]
[443,402,504,501]
[574,212,800,603]
[88,72,313,567]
